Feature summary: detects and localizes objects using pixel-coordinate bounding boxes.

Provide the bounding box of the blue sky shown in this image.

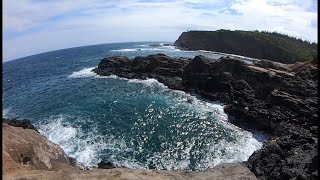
[3,0,318,62]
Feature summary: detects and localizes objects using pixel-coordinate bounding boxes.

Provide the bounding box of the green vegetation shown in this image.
[242,30,317,61]
[175,29,317,64]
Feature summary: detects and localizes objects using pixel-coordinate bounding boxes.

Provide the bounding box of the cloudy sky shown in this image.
[3,0,318,62]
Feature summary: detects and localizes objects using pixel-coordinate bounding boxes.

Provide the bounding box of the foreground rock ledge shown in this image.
[93,54,318,180]
[3,122,257,180]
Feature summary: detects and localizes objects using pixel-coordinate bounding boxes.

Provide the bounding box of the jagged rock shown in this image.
[2,118,39,133]
[93,54,190,90]
[98,161,116,169]
[69,157,77,166]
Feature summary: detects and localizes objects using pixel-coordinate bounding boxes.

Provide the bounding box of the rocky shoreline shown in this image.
[2,118,257,180]
[93,54,318,179]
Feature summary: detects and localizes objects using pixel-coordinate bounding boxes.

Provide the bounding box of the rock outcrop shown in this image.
[95,54,190,90]
[2,122,77,177]
[3,118,39,133]
[93,54,318,179]
[3,121,257,180]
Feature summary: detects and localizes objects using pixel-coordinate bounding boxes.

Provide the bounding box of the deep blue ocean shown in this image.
[3,42,265,170]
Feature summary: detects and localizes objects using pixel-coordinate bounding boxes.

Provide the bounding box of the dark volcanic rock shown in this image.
[93,54,190,90]
[93,54,318,179]
[69,157,77,166]
[98,161,116,169]
[2,118,39,133]
[245,133,318,180]
[97,160,127,169]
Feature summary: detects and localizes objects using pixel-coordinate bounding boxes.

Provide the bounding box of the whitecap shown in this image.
[110,49,137,52]
[68,67,96,78]
[2,107,11,118]
[36,115,143,168]
[37,115,105,167]
[128,78,167,88]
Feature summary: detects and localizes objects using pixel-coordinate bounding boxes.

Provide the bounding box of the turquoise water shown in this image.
[3,42,264,170]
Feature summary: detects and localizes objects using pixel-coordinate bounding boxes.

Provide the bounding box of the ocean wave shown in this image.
[34,88,264,170]
[110,49,137,52]
[109,46,180,53]
[68,67,168,89]
[127,78,167,88]
[37,115,107,167]
[36,115,147,168]
[67,67,96,78]
[144,89,264,169]
[110,48,162,52]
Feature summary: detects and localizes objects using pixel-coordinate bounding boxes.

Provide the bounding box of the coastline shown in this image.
[92,53,318,179]
[3,52,317,179]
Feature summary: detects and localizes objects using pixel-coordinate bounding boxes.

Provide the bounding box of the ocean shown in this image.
[2,42,265,170]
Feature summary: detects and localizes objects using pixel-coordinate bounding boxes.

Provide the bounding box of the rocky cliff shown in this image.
[174,30,317,64]
[93,54,318,179]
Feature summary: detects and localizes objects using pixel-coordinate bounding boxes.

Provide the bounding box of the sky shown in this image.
[3,0,318,62]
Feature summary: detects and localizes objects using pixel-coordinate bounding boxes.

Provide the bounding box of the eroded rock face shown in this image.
[93,54,318,179]
[2,123,74,172]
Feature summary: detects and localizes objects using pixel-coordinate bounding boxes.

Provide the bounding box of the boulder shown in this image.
[97,161,116,169]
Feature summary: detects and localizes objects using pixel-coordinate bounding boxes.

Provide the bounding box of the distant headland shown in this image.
[174,29,317,64]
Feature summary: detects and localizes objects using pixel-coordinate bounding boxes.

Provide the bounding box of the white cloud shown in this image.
[3,0,317,62]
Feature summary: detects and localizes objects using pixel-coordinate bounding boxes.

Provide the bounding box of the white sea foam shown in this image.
[37,115,145,168]
[155,90,264,170]
[37,115,105,167]
[36,99,264,170]
[56,68,265,170]
[128,78,167,88]
[110,45,180,52]
[3,107,11,118]
[97,74,129,81]
[111,48,138,52]
[68,67,96,78]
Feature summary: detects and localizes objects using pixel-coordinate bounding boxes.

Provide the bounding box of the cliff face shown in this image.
[174,30,317,64]
[2,120,258,180]
[93,54,318,180]
[2,123,72,172]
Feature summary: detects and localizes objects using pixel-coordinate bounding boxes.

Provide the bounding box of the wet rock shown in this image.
[69,157,77,166]
[98,161,116,169]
